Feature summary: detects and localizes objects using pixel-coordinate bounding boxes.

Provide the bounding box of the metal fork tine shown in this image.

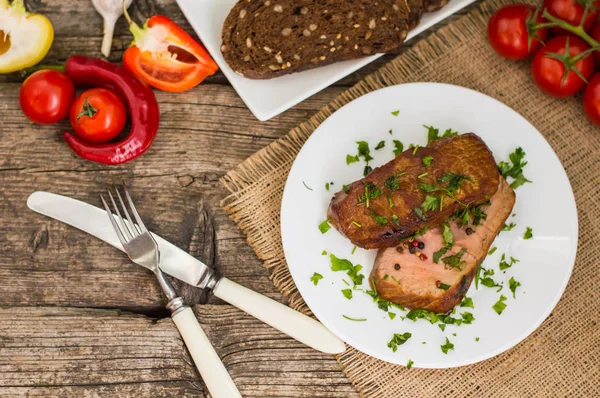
[124,187,148,233]
[100,194,128,245]
[115,187,140,236]
[108,190,134,241]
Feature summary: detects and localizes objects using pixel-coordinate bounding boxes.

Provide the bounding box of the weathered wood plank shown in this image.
[0,306,357,397]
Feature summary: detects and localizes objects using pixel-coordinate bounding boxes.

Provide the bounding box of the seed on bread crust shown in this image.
[239,9,247,18]
[281,28,292,36]
[273,5,283,12]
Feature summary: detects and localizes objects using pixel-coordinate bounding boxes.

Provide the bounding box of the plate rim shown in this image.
[280,82,579,368]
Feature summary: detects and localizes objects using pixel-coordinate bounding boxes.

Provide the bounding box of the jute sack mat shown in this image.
[220,0,600,395]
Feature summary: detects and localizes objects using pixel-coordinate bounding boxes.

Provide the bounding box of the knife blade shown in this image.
[27,191,346,354]
[27,191,216,289]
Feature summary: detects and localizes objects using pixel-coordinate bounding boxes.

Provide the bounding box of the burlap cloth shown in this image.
[220,0,600,395]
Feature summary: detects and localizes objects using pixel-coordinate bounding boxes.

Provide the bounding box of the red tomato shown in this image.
[19,70,75,125]
[531,36,595,97]
[589,22,600,65]
[583,74,600,125]
[543,0,600,33]
[488,4,548,60]
[69,88,127,143]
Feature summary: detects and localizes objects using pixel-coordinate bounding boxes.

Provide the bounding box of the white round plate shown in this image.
[280,83,578,368]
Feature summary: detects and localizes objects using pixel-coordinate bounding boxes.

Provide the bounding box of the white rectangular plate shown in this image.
[176,0,477,121]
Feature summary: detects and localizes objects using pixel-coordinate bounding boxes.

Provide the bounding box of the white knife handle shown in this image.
[171,307,242,398]
[213,277,345,354]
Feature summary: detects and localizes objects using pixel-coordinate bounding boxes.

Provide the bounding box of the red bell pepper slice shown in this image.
[123,12,218,92]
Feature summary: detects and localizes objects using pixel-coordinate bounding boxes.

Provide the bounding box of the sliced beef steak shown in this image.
[328,133,499,249]
[370,177,515,313]
[221,0,410,79]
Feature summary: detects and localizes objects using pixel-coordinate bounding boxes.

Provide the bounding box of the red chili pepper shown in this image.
[63,56,159,165]
[122,6,218,92]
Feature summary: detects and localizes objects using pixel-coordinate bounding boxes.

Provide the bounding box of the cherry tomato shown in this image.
[488,4,548,60]
[69,88,127,143]
[589,22,600,65]
[583,74,600,125]
[531,36,595,97]
[543,0,600,33]
[19,70,75,125]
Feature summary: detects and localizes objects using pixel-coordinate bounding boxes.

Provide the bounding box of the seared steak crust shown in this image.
[328,133,499,249]
[370,177,516,313]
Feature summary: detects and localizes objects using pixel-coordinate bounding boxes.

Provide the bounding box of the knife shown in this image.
[27,191,345,354]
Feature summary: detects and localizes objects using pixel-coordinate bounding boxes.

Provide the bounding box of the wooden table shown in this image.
[0,1,473,396]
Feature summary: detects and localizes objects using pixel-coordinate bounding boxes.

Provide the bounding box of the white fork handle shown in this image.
[171,307,242,398]
[213,277,345,354]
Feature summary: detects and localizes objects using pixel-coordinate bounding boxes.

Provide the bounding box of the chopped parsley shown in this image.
[391,110,400,116]
[438,282,451,290]
[364,165,372,176]
[502,222,516,231]
[325,182,330,191]
[433,247,449,263]
[393,140,404,156]
[417,172,428,179]
[384,173,404,191]
[389,129,393,135]
[412,145,419,155]
[352,220,362,227]
[422,155,434,167]
[441,248,467,270]
[509,277,521,299]
[391,214,400,226]
[523,227,533,239]
[343,184,351,193]
[375,140,385,150]
[499,253,519,271]
[460,297,474,309]
[421,195,440,212]
[341,289,353,299]
[498,147,531,189]
[356,141,374,162]
[442,223,454,247]
[351,246,357,255]
[475,337,480,342]
[425,125,459,144]
[387,332,412,352]
[492,295,508,315]
[440,337,455,354]
[438,324,446,332]
[359,182,382,208]
[480,277,503,292]
[346,154,359,164]
[330,254,364,286]
[370,212,388,225]
[310,272,323,286]
[303,181,313,191]
[321,250,327,255]
[407,359,414,369]
[378,300,391,312]
[318,220,331,234]
[343,315,367,322]
[438,172,473,193]
[461,312,475,324]
[414,207,428,220]
[388,312,397,320]
[488,246,497,255]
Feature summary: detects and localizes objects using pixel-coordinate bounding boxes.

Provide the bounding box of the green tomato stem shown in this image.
[541,9,600,48]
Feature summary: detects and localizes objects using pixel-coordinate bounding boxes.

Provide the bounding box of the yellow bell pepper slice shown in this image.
[0,0,54,74]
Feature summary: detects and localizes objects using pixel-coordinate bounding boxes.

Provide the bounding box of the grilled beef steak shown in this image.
[221,0,410,79]
[370,177,515,313]
[327,133,499,249]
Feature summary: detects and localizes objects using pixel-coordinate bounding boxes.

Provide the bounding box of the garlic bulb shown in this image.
[91,0,133,57]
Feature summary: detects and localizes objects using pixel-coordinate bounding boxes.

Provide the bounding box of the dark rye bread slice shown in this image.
[423,0,449,12]
[221,0,410,79]
[407,0,424,29]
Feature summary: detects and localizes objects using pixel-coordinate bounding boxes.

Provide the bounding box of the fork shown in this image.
[101,186,242,398]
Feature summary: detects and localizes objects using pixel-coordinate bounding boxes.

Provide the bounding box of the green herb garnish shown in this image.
[351,246,357,255]
[438,282,451,290]
[370,212,388,225]
[433,247,449,264]
[318,220,331,234]
[356,141,374,162]
[343,184,351,193]
[346,154,359,164]
[384,173,404,191]
[325,182,330,191]
[476,337,480,342]
[342,289,353,299]
[461,312,475,324]
[498,147,531,189]
[422,156,434,167]
[426,125,458,144]
[523,227,533,239]
[502,222,516,232]
[364,165,372,176]
[488,247,497,255]
[375,140,385,150]
[407,359,414,369]
[388,312,396,320]
[421,195,440,212]
[412,145,419,155]
[387,332,412,352]
[352,220,362,228]
[359,181,381,208]
[438,324,446,332]
[417,172,428,179]
[393,140,404,156]
[321,250,327,255]
[460,297,474,309]
[414,207,428,221]
[493,295,508,315]
[440,337,455,354]
[330,254,364,286]
[441,248,467,270]
[343,315,367,322]
[499,253,519,271]
[442,223,454,247]
[509,277,521,299]
[310,272,323,286]
[303,181,313,191]
[391,110,400,116]
[391,214,400,226]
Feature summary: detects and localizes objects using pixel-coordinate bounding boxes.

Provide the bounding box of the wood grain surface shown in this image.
[0,0,475,395]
